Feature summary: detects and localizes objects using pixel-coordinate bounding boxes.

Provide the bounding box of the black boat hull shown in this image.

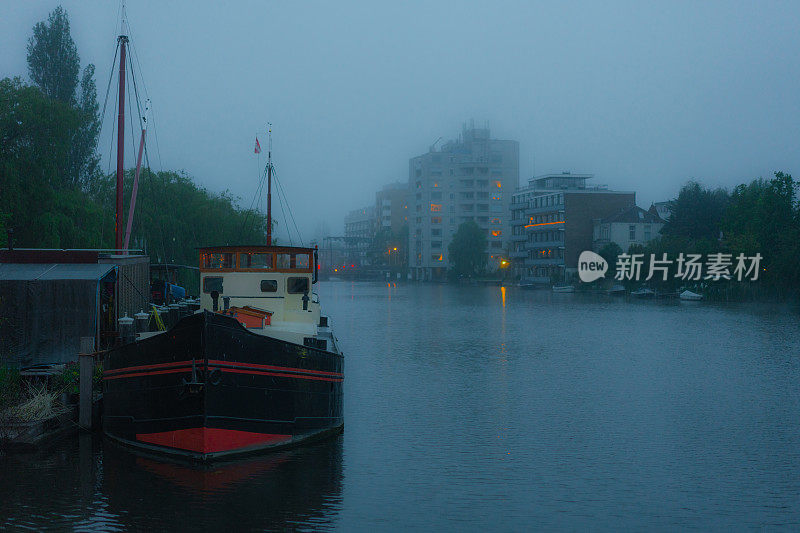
[102,311,343,461]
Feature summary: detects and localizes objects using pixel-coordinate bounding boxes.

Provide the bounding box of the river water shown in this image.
[2,282,800,530]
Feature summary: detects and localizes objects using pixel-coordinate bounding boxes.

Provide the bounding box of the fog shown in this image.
[2,1,799,241]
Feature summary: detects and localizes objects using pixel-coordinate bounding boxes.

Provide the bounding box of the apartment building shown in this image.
[408,125,519,281]
[510,173,634,283]
[344,206,376,267]
[375,182,408,236]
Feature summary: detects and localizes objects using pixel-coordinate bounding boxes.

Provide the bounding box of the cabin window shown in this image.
[277,253,291,269]
[239,252,273,269]
[287,277,309,294]
[260,279,278,293]
[203,276,223,293]
[203,252,234,269]
[294,254,310,269]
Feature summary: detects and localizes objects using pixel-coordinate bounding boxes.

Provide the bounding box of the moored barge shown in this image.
[103,245,343,461]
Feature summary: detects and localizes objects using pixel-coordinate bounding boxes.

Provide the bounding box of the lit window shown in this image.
[294,254,310,269]
[430,204,442,212]
[494,180,502,188]
[239,252,273,269]
[204,252,234,269]
[491,230,502,237]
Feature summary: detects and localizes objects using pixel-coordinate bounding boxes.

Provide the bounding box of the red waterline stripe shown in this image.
[220,368,343,382]
[208,359,342,377]
[105,360,194,375]
[136,427,291,454]
[103,368,191,381]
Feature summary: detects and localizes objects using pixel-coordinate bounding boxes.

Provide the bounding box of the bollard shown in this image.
[118,314,135,344]
[79,337,94,430]
[157,305,170,329]
[134,310,149,334]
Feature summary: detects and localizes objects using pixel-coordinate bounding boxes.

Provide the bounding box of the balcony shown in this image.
[510,234,527,242]
[525,205,565,217]
[524,257,564,267]
[510,250,528,259]
[525,240,563,250]
[510,218,526,227]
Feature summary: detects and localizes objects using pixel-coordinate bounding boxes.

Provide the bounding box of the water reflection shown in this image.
[103,438,344,530]
[1,435,344,531]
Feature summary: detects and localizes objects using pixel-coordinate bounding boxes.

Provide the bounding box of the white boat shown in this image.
[679,290,703,301]
[552,285,574,293]
[631,288,655,298]
[608,284,626,295]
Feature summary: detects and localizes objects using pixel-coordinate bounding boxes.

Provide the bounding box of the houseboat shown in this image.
[102,245,344,461]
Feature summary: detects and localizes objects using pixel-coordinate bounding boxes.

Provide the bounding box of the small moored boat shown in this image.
[552,285,574,293]
[631,287,655,298]
[679,290,703,301]
[608,284,626,295]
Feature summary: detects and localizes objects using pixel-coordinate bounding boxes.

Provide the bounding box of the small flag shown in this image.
[254,137,261,154]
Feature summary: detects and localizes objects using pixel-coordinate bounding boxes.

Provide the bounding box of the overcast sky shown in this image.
[2,1,799,241]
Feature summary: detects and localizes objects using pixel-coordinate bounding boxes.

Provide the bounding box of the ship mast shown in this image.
[266,124,273,246]
[115,34,128,251]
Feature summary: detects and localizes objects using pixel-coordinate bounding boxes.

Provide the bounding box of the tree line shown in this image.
[0,7,267,268]
[598,172,800,299]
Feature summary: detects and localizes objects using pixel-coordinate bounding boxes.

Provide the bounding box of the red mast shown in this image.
[115,35,128,252]
[266,124,272,246]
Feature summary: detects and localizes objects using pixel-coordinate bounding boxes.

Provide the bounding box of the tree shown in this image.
[0,77,82,247]
[448,220,487,279]
[26,6,79,105]
[27,6,99,186]
[723,172,800,292]
[71,64,101,185]
[662,181,729,242]
[598,242,623,280]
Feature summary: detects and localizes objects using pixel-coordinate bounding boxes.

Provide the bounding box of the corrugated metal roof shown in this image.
[0,263,115,281]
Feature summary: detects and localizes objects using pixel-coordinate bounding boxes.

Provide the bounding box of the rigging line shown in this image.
[127,49,144,132]
[273,168,304,246]
[274,176,291,246]
[148,104,165,174]
[101,65,119,247]
[142,143,168,264]
[280,175,303,246]
[128,37,151,102]
[99,42,119,138]
[239,164,268,240]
